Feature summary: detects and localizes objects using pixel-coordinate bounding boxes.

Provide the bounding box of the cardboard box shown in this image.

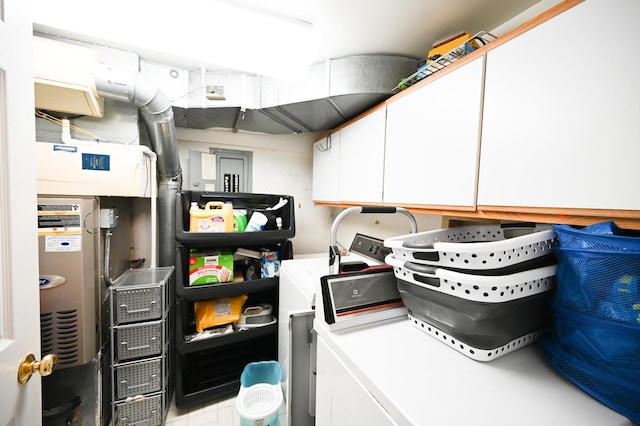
[189,250,234,285]
[427,32,471,59]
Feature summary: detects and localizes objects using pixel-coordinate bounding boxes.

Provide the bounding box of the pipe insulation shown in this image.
[94,65,182,267]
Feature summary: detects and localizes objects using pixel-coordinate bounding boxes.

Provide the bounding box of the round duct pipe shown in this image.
[94,64,182,267]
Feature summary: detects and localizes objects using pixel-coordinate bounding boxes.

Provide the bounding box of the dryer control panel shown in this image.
[349,233,391,263]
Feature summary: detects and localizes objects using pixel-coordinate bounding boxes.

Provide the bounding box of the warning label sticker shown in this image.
[37,203,82,235]
[45,235,82,252]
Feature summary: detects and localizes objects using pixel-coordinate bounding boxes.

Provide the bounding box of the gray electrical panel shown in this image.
[189,148,252,193]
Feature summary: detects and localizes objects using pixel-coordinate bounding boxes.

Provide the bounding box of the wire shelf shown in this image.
[392,31,497,93]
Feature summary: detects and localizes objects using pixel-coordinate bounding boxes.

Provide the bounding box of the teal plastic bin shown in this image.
[236,361,283,426]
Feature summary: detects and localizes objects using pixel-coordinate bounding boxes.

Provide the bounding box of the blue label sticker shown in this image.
[53,144,78,153]
[82,153,110,171]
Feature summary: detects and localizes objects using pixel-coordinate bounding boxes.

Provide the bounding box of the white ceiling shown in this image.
[32,0,548,77]
[237,0,543,62]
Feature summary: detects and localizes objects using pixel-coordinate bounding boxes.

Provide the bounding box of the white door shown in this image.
[0,0,45,424]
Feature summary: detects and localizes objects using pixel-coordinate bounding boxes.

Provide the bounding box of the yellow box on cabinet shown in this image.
[428,32,471,59]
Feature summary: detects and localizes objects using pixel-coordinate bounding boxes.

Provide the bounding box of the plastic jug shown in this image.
[189,201,234,232]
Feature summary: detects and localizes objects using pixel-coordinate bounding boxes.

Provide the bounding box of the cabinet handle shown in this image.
[120,301,156,314]
[122,343,151,351]
[121,378,156,390]
[120,410,158,425]
[120,337,156,351]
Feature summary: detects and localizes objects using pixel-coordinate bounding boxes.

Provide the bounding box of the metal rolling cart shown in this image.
[109,266,174,426]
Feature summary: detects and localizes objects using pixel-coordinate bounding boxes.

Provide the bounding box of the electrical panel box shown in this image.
[189,148,252,193]
[36,142,154,197]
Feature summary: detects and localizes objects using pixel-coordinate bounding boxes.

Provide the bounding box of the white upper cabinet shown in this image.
[338,107,386,203]
[312,133,340,202]
[478,0,640,211]
[383,56,485,209]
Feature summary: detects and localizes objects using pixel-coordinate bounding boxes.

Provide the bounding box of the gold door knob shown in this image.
[17,353,57,384]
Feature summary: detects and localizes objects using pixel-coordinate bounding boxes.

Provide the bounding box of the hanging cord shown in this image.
[103,209,146,286]
[130,258,146,269]
[315,132,333,152]
[101,208,120,287]
[35,110,102,141]
[103,228,117,287]
[35,110,138,145]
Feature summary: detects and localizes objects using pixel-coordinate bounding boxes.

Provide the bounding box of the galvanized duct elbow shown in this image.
[94,65,182,181]
[94,65,182,267]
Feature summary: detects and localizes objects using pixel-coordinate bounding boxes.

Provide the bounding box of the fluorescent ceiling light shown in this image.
[32,0,319,81]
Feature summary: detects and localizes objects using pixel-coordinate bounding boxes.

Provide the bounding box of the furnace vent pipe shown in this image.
[93,65,182,180]
[94,65,182,267]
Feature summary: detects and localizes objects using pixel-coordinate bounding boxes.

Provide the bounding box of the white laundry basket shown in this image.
[236,361,283,426]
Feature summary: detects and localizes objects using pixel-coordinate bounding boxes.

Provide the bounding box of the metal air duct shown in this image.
[172,55,418,133]
[94,65,182,267]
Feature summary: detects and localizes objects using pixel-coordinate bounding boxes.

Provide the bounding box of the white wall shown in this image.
[491,0,563,36]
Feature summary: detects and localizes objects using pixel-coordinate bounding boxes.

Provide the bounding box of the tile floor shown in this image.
[165,395,240,426]
[165,395,286,426]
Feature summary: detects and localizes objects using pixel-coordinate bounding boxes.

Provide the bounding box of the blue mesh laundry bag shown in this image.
[543,223,640,424]
[548,303,640,383]
[541,336,640,424]
[553,222,640,250]
[552,247,640,316]
[552,224,640,318]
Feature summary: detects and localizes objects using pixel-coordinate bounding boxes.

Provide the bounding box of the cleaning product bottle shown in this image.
[190,201,234,232]
[233,209,248,232]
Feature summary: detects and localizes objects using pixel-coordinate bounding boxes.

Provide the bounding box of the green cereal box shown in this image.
[189,250,234,285]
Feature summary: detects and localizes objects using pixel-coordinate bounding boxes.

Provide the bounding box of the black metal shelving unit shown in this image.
[173,191,294,408]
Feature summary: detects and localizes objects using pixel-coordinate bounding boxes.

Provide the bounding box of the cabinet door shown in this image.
[478,0,640,210]
[383,56,485,208]
[312,133,340,202]
[315,336,396,426]
[338,107,386,203]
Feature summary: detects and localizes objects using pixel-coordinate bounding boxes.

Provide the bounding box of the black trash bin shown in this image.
[42,381,81,426]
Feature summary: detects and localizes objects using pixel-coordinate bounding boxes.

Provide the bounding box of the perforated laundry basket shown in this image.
[236,361,283,426]
[384,223,557,272]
